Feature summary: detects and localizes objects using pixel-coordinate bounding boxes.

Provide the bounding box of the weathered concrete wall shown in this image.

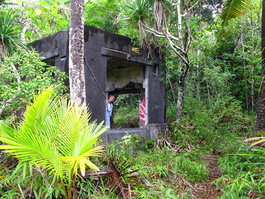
[30,30,69,74]
[100,128,150,144]
[83,27,107,123]
[146,63,166,124]
[100,124,169,144]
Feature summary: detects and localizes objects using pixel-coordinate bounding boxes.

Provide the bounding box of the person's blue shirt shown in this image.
[105,95,116,129]
[105,100,114,128]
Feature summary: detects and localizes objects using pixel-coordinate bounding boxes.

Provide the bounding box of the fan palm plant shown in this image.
[0,87,107,198]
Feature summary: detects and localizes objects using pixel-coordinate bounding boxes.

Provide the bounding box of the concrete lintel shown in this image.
[39,48,59,60]
[101,47,153,66]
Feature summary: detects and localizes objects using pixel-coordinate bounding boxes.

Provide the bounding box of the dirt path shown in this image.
[192,154,223,199]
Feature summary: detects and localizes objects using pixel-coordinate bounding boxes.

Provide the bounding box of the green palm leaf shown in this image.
[0,87,107,182]
[60,146,104,175]
[220,0,252,26]
[119,0,152,23]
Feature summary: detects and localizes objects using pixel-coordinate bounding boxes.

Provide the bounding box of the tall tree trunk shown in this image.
[254,0,265,134]
[176,62,189,123]
[69,0,86,106]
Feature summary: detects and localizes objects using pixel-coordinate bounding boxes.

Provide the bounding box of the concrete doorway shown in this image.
[106,56,148,129]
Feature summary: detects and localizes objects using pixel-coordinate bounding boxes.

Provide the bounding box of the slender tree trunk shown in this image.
[176,83,184,123]
[195,50,201,101]
[254,0,265,134]
[0,40,7,58]
[176,62,189,122]
[251,66,255,112]
[69,0,86,106]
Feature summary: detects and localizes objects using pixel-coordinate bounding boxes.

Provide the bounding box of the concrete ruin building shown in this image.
[30,25,167,143]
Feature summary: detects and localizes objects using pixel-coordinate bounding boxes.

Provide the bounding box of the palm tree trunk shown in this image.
[254,0,265,134]
[69,0,86,106]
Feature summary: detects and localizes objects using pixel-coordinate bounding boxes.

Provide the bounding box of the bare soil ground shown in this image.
[192,154,223,199]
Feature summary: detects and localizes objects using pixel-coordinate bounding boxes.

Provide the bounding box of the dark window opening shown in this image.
[43,58,55,66]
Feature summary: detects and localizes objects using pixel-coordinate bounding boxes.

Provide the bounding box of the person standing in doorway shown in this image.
[105,94,116,129]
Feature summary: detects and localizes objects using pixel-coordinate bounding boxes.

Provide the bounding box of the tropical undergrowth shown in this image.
[72,94,260,198]
[214,145,265,198]
[0,90,262,198]
[97,91,259,198]
[168,95,254,152]
[164,95,264,198]
[0,89,261,199]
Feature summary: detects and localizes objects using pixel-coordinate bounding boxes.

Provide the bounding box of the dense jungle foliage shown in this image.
[0,0,265,198]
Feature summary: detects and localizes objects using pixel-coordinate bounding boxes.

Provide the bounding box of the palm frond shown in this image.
[21,87,54,131]
[76,121,107,155]
[246,137,265,147]
[60,146,104,175]
[119,0,152,26]
[220,0,252,26]
[0,136,65,178]
[0,121,14,138]
[0,87,106,182]
[55,101,92,155]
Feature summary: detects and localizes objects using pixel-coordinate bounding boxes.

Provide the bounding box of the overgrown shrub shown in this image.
[168,96,253,151]
[0,48,67,121]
